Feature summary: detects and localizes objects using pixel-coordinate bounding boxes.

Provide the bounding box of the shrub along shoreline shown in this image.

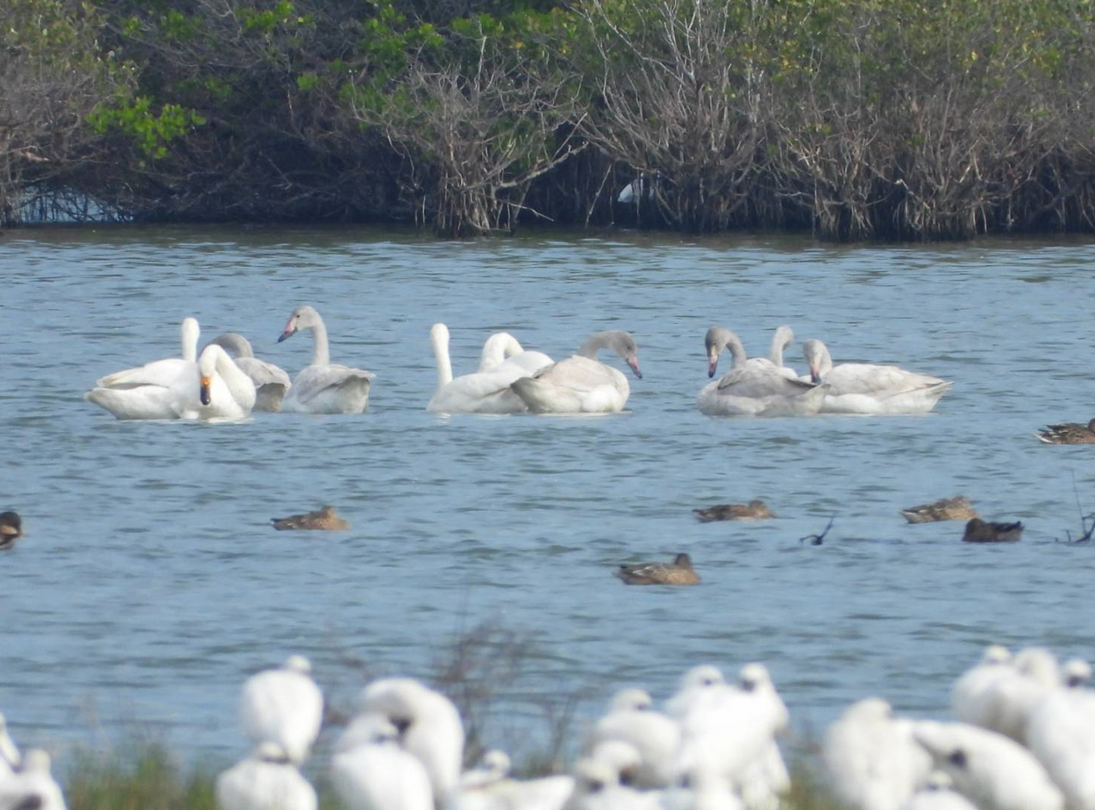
[5,0,1095,241]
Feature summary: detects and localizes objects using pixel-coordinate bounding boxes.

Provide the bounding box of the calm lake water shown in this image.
[2,224,1094,770]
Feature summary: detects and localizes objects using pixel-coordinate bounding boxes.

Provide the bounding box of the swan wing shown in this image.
[824,363,945,396]
[96,358,192,389]
[236,357,292,389]
[716,365,816,398]
[284,364,375,413]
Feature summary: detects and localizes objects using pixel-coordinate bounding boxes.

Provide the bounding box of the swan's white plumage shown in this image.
[0,749,67,810]
[912,720,1063,810]
[0,712,20,781]
[1025,683,1095,810]
[802,339,952,414]
[561,758,659,810]
[767,325,800,379]
[215,742,317,810]
[206,333,292,412]
[899,773,978,810]
[971,646,1059,743]
[585,689,681,789]
[87,343,256,420]
[278,305,374,414]
[240,656,323,765]
[358,678,465,804]
[332,715,434,810]
[951,645,1013,730]
[670,664,788,790]
[822,698,931,810]
[94,317,201,389]
[510,331,640,414]
[428,324,550,414]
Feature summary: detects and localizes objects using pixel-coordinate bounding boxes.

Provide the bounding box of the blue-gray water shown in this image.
[2,225,1093,767]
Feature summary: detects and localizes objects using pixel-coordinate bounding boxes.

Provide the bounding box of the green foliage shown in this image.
[89,97,206,159]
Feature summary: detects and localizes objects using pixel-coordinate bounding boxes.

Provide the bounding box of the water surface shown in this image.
[3,225,1094,766]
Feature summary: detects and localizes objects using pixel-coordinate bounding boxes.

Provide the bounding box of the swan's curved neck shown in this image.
[308,319,330,366]
[181,319,200,363]
[432,330,453,391]
[769,334,785,367]
[577,333,608,358]
[815,343,833,376]
[725,334,748,368]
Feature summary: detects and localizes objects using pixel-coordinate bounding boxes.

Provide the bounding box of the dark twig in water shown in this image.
[1058,471,1095,543]
[800,515,836,546]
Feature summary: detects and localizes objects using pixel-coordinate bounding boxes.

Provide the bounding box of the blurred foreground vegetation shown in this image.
[5,0,1095,240]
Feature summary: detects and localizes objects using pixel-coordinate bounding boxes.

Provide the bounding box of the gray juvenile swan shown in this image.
[206,332,292,412]
[509,330,641,414]
[277,305,375,414]
[698,326,825,417]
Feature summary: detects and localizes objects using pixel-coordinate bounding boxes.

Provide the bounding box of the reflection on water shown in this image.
[3,225,1095,764]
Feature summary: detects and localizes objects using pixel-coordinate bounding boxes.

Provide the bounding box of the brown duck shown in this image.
[963,518,1023,543]
[901,496,978,524]
[0,511,22,550]
[615,553,700,585]
[271,506,350,531]
[1035,418,1095,444]
[693,500,775,522]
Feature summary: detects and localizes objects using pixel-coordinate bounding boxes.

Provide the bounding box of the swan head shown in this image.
[980,644,1011,666]
[335,714,400,753]
[773,325,794,349]
[430,323,450,347]
[479,332,523,371]
[478,749,511,779]
[704,326,741,377]
[802,339,831,383]
[677,664,725,692]
[197,344,232,406]
[579,331,641,379]
[737,662,772,693]
[284,655,312,675]
[608,688,653,713]
[279,305,321,343]
[181,318,201,362]
[589,739,642,785]
[1063,658,1092,687]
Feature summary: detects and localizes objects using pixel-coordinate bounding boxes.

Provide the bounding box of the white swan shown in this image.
[671,664,788,792]
[1026,680,1095,810]
[93,316,201,389]
[912,720,1064,810]
[428,325,551,414]
[277,305,375,414]
[357,677,465,805]
[240,655,324,766]
[802,339,952,415]
[823,698,932,810]
[0,749,66,810]
[86,343,256,420]
[205,332,292,412]
[584,689,681,789]
[477,332,554,375]
[509,331,641,414]
[332,715,434,810]
[951,645,1013,731]
[698,327,826,417]
[215,742,318,810]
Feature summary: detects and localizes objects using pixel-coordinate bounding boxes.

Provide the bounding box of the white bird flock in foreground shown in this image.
[1,645,1089,810]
